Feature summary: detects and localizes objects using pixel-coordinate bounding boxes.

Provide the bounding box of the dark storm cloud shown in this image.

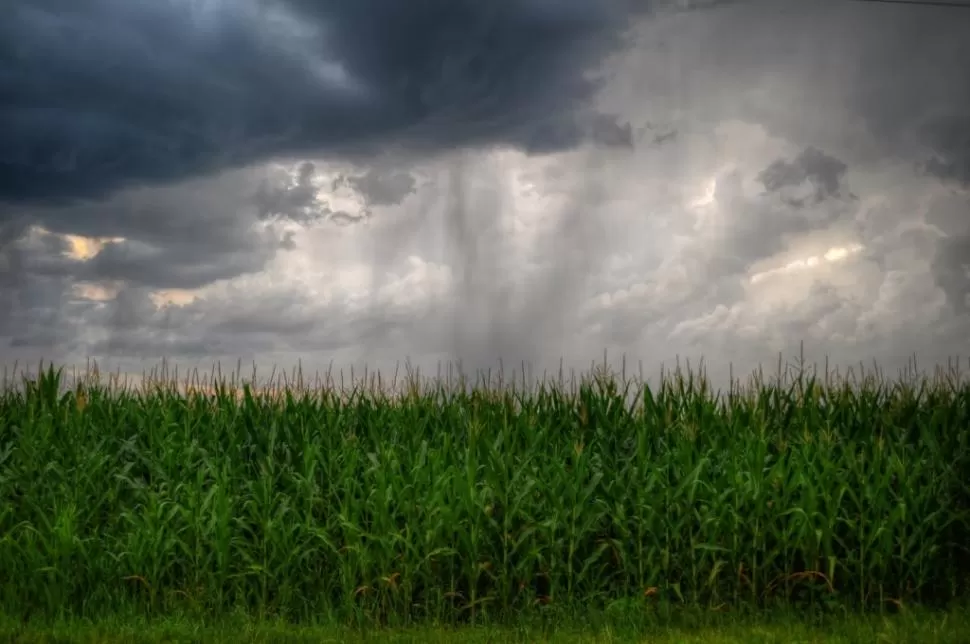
[7,0,970,382]
[2,0,642,206]
[758,147,851,206]
[345,168,418,208]
[255,162,332,225]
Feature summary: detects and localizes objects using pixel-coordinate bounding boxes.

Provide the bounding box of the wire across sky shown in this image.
[850,0,970,8]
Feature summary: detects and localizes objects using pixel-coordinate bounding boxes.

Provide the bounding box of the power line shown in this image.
[850,0,970,8]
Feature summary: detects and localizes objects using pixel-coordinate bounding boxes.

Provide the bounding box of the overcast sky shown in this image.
[2,0,969,388]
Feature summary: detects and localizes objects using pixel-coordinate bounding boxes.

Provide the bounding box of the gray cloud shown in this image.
[933,233,970,314]
[255,162,332,225]
[688,150,856,284]
[1,0,643,359]
[926,155,970,186]
[0,166,291,359]
[758,147,852,206]
[4,0,970,387]
[9,168,288,285]
[345,168,418,208]
[1,0,640,206]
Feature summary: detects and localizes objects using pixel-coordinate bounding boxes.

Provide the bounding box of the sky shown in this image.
[2,0,969,389]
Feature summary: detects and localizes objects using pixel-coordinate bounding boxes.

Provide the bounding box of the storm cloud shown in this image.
[2,0,970,388]
[2,0,640,205]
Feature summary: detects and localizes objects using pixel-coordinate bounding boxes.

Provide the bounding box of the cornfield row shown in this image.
[1,360,969,625]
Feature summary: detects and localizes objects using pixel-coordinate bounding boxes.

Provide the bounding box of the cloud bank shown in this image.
[2,0,969,388]
[2,0,637,203]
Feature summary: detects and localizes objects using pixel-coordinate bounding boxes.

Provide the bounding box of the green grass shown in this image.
[3,603,970,643]
[1,356,969,636]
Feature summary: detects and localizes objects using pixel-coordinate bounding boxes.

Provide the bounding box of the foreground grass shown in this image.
[1,357,969,628]
[3,605,969,643]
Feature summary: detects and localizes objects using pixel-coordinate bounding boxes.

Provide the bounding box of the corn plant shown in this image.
[0,358,968,625]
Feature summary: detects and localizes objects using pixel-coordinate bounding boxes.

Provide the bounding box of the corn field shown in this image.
[1,359,969,625]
